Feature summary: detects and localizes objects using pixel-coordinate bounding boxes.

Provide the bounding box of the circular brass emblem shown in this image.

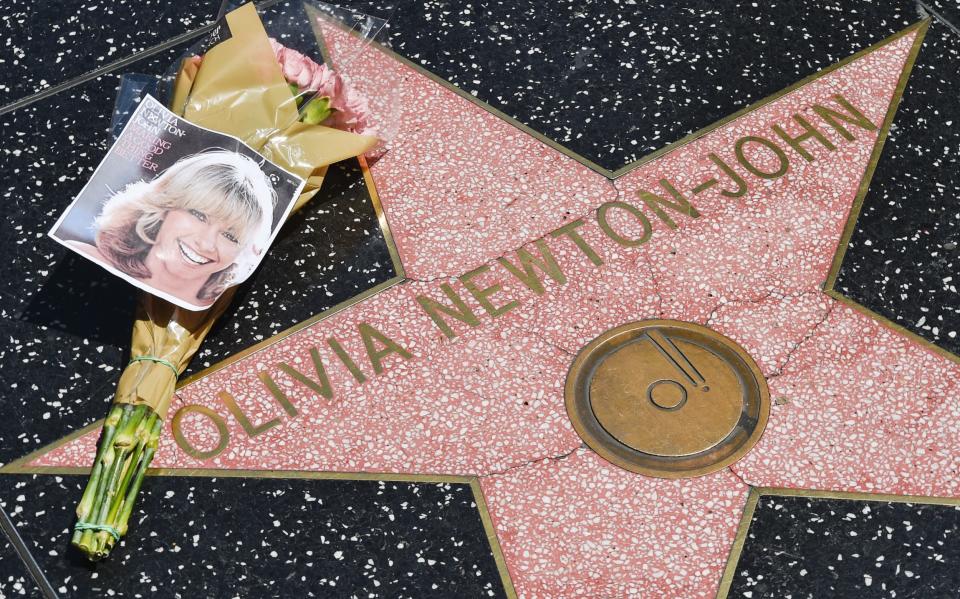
[564,320,769,478]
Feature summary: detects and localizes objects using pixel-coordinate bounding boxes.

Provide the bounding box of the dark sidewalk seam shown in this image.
[918,1,960,37]
[0,504,59,599]
[0,0,290,117]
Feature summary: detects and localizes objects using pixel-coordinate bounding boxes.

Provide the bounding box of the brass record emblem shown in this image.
[565,320,769,478]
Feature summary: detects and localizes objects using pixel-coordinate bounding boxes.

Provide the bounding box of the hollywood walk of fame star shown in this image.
[13,17,960,599]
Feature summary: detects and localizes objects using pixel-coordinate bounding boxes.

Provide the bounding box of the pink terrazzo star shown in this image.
[32,20,959,598]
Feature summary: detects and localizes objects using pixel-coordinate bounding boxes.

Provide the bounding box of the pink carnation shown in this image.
[268,38,374,137]
[325,82,376,136]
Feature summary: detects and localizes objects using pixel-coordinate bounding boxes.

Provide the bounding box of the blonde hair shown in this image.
[95,150,276,300]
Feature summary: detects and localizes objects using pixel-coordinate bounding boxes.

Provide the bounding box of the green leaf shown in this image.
[301,96,333,125]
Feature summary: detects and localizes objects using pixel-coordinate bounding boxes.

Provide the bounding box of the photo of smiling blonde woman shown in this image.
[65,151,278,309]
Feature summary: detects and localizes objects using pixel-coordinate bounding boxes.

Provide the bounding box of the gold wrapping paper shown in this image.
[114,291,234,418]
[113,3,376,416]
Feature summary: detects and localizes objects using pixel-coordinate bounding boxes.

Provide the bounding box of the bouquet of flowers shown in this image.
[67,2,390,560]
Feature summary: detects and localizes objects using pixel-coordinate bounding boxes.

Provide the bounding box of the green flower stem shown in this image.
[72,405,122,545]
[73,404,162,560]
[117,417,162,537]
[76,405,131,554]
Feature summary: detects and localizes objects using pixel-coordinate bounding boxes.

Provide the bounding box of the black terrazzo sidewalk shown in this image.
[833,19,960,357]
[0,512,43,598]
[727,493,960,598]
[0,473,508,599]
[0,0,218,106]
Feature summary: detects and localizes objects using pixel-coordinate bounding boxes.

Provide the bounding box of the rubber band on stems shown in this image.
[74,521,121,542]
[128,355,180,379]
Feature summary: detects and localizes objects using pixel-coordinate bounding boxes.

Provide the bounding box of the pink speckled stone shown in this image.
[33,25,953,599]
[319,21,618,279]
[481,449,749,599]
[732,303,960,496]
[707,291,834,378]
[498,227,663,353]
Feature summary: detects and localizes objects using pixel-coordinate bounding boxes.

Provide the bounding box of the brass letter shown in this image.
[327,336,367,383]
[359,322,413,375]
[277,348,333,402]
[460,264,519,318]
[636,179,701,229]
[497,239,567,295]
[707,153,748,198]
[812,94,877,141]
[550,219,603,266]
[259,371,299,417]
[597,201,653,247]
[734,135,789,179]
[772,114,836,162]
[171,404,230,460]
[219,390,281,438]
[416,283,482,339]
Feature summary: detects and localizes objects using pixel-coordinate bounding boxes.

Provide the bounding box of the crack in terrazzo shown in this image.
[766,297,838,380]
[402,274,454,284]
[725,464,753,489]
[500,321,578,358]
[479,443,586,479]
[703,287,781,327]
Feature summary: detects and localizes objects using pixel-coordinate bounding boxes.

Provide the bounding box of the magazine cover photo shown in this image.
[49,94,305,311]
